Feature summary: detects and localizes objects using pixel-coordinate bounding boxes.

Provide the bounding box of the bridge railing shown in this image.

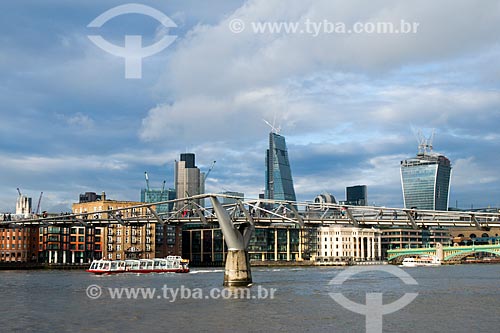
[2,194,500,228]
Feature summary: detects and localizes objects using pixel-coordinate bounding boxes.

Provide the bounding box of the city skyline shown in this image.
[1,1,500,212]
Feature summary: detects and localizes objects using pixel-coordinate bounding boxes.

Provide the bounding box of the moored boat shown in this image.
[87,256,189,274]
[401,255,441,267]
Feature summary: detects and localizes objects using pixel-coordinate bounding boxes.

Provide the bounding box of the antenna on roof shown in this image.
[415,129,435,154]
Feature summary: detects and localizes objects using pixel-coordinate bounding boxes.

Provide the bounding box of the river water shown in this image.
[0,265,499,332]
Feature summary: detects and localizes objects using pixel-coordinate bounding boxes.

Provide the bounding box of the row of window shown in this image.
[0,236,27,240]
[0,244,27,249]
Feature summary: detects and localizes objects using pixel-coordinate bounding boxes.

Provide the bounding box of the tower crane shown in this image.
[35,192,43,215]
[205,161,216,180]
[17,188,22,197]
[144,172,150,191]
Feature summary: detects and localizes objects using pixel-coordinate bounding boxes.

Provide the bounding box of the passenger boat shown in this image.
[401,255,441,267]
[86,256,190,274]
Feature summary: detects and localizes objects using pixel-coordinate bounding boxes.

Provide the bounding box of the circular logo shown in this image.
[328,266,418,332]
[86,284,103,299]
[229,18,245,34]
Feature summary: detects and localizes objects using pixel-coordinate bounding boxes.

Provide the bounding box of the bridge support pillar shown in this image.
[210,196,254,287]
[436,243,444,261]
[224,250,252,287]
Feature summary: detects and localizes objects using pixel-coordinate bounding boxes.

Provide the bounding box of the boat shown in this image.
[86,256,190,274]
[401,255,441,267]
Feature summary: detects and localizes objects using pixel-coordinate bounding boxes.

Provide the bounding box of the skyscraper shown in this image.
[400,143,452,211]
[140,188,176,213]
[265,132,296,201]
[346,185,368,206]
[175,153,204,208]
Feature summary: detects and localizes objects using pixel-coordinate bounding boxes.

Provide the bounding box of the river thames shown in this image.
[0,264,499,332]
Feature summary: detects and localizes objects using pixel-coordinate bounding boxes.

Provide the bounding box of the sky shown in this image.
[1,0,500,213]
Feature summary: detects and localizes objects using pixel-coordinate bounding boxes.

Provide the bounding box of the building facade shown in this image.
[401,152,452,211]
[72,194,155,261]
[449,227,500,246]
[380,227,451,258]
[175,153,204,209]
[38,225,103,264]
[265,132,296,201]
[1,226,38,262]
[158,224,183,257]
[141,187,178,258]
[346,185,367,206]
[182,225,317,265]
[141,188,175,214]
[316,226,382,262]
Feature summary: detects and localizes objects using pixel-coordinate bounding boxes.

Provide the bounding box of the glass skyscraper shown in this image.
[265,132,296,201]
[400,152,452,211]
[140,188,176,213]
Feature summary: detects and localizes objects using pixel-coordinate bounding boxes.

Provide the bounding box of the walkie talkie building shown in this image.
[401,150,452,211]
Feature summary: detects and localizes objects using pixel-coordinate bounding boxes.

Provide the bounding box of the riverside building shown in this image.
[71,192,155,261]
[182,225,317,265]
[380,227,451,258]
[0,226,38,262]
[315,226,382,262]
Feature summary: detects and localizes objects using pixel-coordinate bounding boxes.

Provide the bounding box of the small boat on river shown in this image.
[87,256,189,274]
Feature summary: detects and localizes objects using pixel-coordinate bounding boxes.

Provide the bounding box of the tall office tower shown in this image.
[346,185,368,206]
[400,137,452,211]
[175,153,203,208]
[265,131,296,201]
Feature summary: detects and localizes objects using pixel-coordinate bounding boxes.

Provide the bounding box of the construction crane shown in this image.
[161,180,166,195]
[144,172,150,191]
[205,161,216,180]
[35,192,43,215]
[17,188,22,197]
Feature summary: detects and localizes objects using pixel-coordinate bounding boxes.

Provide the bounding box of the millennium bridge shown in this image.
[3,193,500,229]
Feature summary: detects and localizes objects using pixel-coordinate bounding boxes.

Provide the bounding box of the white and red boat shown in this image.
[87,256,189,274]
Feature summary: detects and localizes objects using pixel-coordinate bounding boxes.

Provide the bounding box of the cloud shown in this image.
[64,113,95,130]
[140,0,500,143]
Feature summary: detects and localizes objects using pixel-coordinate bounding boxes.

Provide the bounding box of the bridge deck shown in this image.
[2,194,499,228]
